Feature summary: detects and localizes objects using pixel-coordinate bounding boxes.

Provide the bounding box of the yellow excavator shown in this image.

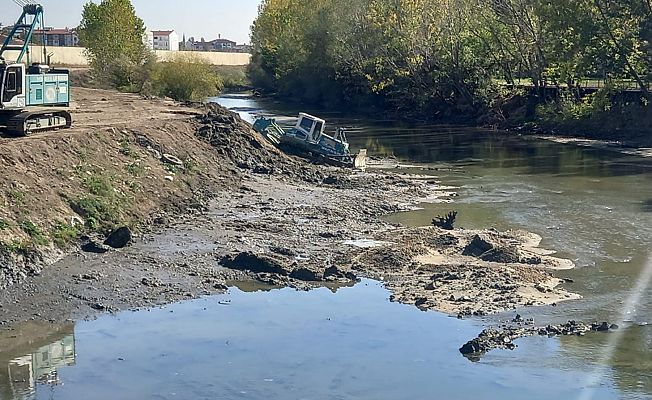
[0,3,72,136]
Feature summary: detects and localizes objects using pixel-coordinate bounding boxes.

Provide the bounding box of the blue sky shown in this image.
[0,0,262,44]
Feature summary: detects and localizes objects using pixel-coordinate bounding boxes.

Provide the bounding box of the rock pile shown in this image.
[460,320,619,360]
[219,251,357,284]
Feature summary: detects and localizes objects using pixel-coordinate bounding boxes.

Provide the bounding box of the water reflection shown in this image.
[2,282,642,400]
[642,199,652,212]
[217,94,652,180]
[215,93,652,398]
[0,323,75,400]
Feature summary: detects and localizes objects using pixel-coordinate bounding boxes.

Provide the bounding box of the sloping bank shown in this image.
[0,87,317,289]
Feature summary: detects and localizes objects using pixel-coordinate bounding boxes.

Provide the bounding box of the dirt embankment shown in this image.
[0,87,322,289]
[0,87,579,329]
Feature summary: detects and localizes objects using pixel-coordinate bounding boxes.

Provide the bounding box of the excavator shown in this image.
[0,3,72,136]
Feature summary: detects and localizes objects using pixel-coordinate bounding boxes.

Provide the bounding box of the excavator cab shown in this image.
[0,63,26,109]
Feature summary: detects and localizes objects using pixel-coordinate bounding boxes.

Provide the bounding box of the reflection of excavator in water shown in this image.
[0,3,72,136]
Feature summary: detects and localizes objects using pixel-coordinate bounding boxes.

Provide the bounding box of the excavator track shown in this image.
[5,110,72,136]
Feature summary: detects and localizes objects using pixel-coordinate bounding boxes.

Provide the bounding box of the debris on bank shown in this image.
[219,251,358,287]
[460,320,620,361]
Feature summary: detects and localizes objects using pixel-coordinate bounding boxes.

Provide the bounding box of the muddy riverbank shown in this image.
[0,88,582,330]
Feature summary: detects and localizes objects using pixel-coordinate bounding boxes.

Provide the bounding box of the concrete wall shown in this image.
[156,50,250,65]
[2,47,251,66]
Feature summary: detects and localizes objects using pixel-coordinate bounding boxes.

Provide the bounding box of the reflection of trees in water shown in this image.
[353,126,652,178]
[642,199,652,212]
[0,324,75,400]
[229,280,355,294]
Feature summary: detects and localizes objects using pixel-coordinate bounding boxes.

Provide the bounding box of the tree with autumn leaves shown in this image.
[250,0,652,121]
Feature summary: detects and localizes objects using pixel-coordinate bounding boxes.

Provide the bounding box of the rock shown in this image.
[81,238,110,254]
[322,175,339,185]
[462,234,520,263]
[219,252,292,275]
[323,265,356,281]
[270,246,296,257]
[104,227,132,249]
[415,297,428,307]
[459,328,517,360]
[290,267,322,281]
[141,277,161,287]
[90,303,106,311]
[460,339,483,355]
[153,216,169,225]
[592,322,610,332]
[534,283,549,293]
[253,165,273,175]
[462,234,493,257]
[512,314,524,323]
[520,255,542,265]
[164,175,175,182]
[480,246,520,263]
[319,231,341,239]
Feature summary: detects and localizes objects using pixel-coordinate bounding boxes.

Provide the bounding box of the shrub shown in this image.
[82,174,114,197]
[102,51,157,92]
[52,222,80,247]
[19,220,49,246]
[214,65,250,89]
[149,54,224,101]
[69,196,120,231]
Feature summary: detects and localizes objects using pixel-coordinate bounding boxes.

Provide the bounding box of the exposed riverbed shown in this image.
[0,94,650,399]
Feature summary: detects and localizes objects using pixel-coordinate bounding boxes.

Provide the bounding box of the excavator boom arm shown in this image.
[0,4,44,64]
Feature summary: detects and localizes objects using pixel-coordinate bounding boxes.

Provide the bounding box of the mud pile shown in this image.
[195,104,336,183]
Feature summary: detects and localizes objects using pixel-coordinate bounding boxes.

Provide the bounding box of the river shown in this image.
[1,94,650,399]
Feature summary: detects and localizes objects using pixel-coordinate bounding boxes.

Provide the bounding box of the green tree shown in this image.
[78,0,154,91]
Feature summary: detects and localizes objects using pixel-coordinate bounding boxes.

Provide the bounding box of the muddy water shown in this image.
[216,94,652,397]
[2,95,650,399]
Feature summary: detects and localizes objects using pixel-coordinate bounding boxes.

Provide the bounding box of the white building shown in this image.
[146,30,179,51]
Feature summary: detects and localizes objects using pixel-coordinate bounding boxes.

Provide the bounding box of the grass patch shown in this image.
[4,239,29,254]
[51,221,80,247]
[125,162,146,177]
[8,190,25,205]
[164,164,179,174]
[69,196,121,231]
[19,220,49,246]
[119,137,133,156]
[77,150,89,161]
[82,174,114,197]
[0,219,9,230]
[183,158,198,174]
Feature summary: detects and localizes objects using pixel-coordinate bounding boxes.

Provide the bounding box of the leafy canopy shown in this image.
[78,0,151,89]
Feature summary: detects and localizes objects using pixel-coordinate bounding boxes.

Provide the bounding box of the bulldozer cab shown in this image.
[295,113,325,143]
[0,63,25,109]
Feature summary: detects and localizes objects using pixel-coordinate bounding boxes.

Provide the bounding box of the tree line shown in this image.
[249,0,652,123]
